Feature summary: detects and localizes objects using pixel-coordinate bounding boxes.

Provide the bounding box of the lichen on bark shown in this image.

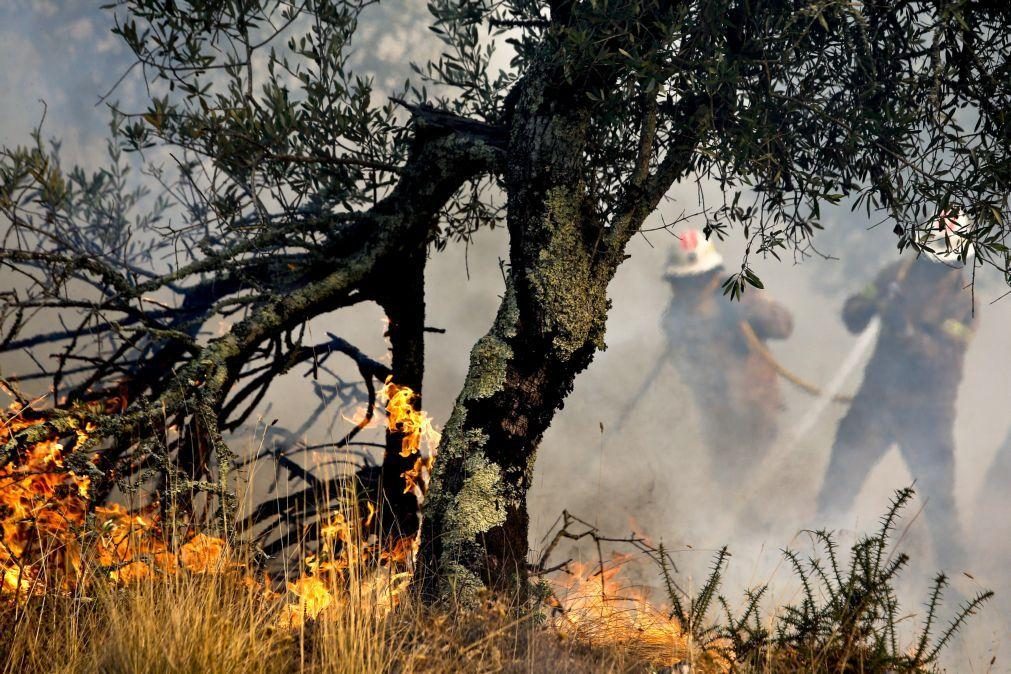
[422,280,528,601]
[425,402,508,599]
[435,451,508,601]
[461,284,519,400]
[527,186,609,357]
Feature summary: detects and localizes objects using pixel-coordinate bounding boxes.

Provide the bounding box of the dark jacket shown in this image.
[843,258,974,416]
[819,258,975,568]
[662,270,793,455]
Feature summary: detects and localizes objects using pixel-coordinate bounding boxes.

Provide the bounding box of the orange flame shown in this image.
[1,404,92,597]
[272,378,436,626]
[0,402,225,599]
[1,379,433,627]
[549,555,732,670]
[381,377,440,499]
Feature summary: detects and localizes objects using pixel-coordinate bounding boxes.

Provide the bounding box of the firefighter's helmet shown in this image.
[926,210,974,264]
[665,229,723,277]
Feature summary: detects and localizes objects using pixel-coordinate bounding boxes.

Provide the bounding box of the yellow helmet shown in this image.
[664,229,723,277]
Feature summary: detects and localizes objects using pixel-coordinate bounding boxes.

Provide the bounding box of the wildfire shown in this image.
[0,378,435,633]
[94,502,177,583]
[549,555,732,671]
[278,576,333,627]
[0,403,234,599]
[1,404,93,597]
[1,383,733,669]
[271,499,415,629]
[340,377,440,499]
[381,377,440,499]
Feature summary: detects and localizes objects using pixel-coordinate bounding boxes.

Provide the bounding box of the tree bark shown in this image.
[377,249,427,537]
[419,44,706,600]
[420,71,624,601]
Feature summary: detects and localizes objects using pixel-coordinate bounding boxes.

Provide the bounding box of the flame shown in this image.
[179,533,227,574]
[274,502,419,629]
[337,378,441,499]
[1,404,92,597]
[270,378,438,627]
[94,502,177,580]
[0,402,224,599]
[381,377,440,499]
[242,572,281,601]
[549,555,732,671]
[1,379,434,632]
[286,576,333,620]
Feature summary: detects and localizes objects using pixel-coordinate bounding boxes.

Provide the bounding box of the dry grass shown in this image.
[2,568,289,674]
[0,435,659,674]
[1,548,965,674]
[0,555,656,674]
[1,461,974,674]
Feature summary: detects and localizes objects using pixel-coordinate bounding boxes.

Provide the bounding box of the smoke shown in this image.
[521,218,1011,663]
[1,2,1008,667]
[417,188,1011,662]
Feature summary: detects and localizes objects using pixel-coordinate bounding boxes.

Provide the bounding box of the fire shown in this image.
[381,377,440,499]
[1,404,92,597]
[265,378,436,628]
[275,502,416,629]
[549,555,732,671]
[339,378,440,499]
[94,502,178,582]
[280,576,333,627]
[0,378,434,633]
[179,533,227,574]
[0,382,734,668]
[0,402,226,599]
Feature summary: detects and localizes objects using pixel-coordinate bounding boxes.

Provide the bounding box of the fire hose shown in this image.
[738,258,913,407]
[738,321,854,404]
[731,317,882,519]
[612,319,856,435]
[734,260,911,515]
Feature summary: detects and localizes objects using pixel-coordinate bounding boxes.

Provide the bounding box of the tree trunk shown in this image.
[417,38,706,597]
[420,76,623,601]
[378,251,427,538]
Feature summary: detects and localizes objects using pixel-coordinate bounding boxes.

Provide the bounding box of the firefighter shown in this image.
[659,229,794,482]
[817,212,976,569]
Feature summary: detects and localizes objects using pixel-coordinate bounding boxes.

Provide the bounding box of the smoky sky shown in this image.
[1,2,1008,667]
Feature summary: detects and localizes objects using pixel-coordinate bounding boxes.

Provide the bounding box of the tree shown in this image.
[1,0,1009,602]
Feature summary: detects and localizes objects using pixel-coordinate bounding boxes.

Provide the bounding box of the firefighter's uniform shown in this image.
[661,230,794,481]
[818,253,975,568]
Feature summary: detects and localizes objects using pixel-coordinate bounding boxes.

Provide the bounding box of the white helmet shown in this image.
[924,209,974,264]
[665,229,723,277]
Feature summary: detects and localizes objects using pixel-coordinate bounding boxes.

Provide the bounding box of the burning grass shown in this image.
[547,555,732,671]
[0,383,696,673]
[0,492,991,674]
[0,379,432,606]
[0,547,654,674]
[0,390,991,673]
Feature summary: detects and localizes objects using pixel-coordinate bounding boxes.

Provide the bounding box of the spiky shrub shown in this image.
[657,542,731,651]
[656,488,992,672]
